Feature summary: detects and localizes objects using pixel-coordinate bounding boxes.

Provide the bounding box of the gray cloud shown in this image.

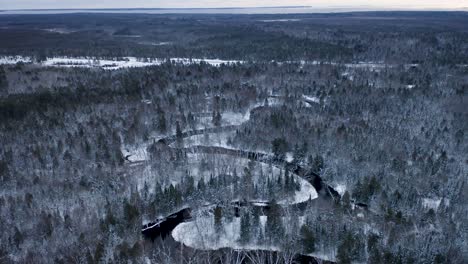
[0,0,466,10]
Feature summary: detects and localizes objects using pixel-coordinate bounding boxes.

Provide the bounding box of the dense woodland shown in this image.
[0,12,467,264]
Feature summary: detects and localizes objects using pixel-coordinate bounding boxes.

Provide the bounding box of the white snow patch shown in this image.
[422,198,442,210]
[222,111,249,126]
[266,97,283,106]
[173,131,235,149]
[302,95,320,104]
[43,28,73,34]
[121,144,149,163]
[0,56,32,64]
[285,152,294,162]
[172,215,278,251]
[334,183,347,196]
[152,41,171,46]
[170,58,243,67]
[307,250,337,262]
[0,56,242,70]
[145,257,151,264]
[282,175,318,204]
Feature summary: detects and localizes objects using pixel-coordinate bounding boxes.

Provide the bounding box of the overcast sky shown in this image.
[0,0,466,10]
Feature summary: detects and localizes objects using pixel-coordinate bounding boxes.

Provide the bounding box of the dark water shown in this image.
[142,208,191,240]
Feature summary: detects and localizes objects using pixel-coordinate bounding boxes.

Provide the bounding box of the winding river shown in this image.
[133,100,339,263]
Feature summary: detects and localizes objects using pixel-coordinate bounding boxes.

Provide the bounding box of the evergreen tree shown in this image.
[212,111,222,126]
[0,66,7,92]
[342,191,351,210]
[266,199,283,241]
[176,121,182,139]
[239,211,251,244]
[214,206,223,234]
[271,137,288,159]
[312,155,324,174]
[300,225,315,253]
[337,231,363,264]
[157,106,167,133]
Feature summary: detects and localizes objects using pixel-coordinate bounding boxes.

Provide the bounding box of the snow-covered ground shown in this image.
[0,55,243,70]
[0,56,420,71]
[121,144,149,163]
[173,217,274,251]
[307,250,337,262]
[422,198,442,210]
[282,175,317,205]
[171,131,236,149]
[42,57,242,70]
[333,183,347,196]
[0,56,32,64]
[172,214,295,251]
[302,95,320,104]
[221,111,249,126]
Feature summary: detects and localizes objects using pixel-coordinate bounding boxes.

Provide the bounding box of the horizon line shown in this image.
[1,5,467,12]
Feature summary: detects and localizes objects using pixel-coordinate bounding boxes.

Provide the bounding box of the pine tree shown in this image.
[242,165,254,200]
[214,206,223,234]
[198,179,206,192]
[342,191,351,210]
[266,199,283,241]
[239,211,251,244]
[337,231,363,264]
[157,107,167,133]
[271,137,288,159]
[94,242,105,263]
[176,121,182,139]
[300,225,315,253]
[0,66,8,92]
[312,155,324,174]
[212,111,222,126]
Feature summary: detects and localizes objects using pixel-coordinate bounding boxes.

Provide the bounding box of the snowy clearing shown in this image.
[170,131,236,149]
[0,56,32,64]
[121,145,149,163]
[172,215,282,251]
[0,56,243,70]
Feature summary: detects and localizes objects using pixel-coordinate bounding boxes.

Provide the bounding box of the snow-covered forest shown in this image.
[0,11,467,264]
